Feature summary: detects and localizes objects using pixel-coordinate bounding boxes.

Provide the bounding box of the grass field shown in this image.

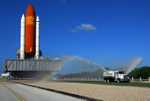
[56,80,150,88]
[0,77,8,82]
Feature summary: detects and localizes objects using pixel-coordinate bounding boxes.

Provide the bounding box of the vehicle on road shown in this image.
[1,72,10,79]
[103,70,130,83]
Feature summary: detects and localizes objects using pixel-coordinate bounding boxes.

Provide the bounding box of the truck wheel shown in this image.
[116,79,120,83]
[107,79,110,83]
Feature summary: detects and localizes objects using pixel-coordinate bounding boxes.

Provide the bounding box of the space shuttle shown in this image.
[20,4,40,59]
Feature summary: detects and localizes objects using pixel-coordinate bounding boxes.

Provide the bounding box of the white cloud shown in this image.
[71,24,96,32]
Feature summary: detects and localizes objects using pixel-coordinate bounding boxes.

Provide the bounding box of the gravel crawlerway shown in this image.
[15,80,150,101]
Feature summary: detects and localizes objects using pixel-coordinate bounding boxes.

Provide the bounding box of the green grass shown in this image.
[0,77,8,82]
[55,80,150,88]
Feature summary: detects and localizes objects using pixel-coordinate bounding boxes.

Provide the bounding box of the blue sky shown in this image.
[0,0,150,72]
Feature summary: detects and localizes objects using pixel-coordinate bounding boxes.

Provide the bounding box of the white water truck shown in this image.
[103,70,130,83]
[103,57,143,83]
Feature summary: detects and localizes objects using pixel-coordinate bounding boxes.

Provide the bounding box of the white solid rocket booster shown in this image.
[20,14,25,59]
[35,16,40,59]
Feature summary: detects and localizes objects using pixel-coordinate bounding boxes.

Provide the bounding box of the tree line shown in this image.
[129,66,150,79]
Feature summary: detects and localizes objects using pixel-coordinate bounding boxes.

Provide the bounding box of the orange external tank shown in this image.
[25,4,36,58]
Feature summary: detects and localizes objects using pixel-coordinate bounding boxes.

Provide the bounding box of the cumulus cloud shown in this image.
[71,24,96,32]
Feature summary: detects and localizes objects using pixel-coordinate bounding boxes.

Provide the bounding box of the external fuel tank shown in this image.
[25,4,36,58]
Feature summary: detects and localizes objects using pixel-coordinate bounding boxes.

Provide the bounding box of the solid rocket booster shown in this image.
[20,14,25,59]
[35,16,40,59]
[20,4,40,59]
